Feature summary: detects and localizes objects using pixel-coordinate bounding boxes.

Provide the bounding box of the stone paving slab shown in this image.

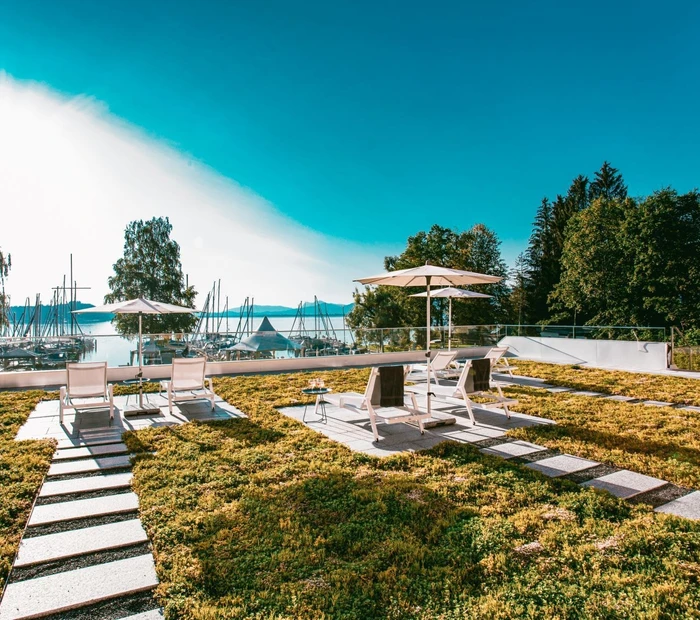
[55,432,126,450]
[15,519,148,567]
[680,405,700,412]
[39,472,134,498]
[119,611,165,620]
[583,470,667,499]
[641,400,673,407]
[546,387,574,393]
[53,443,129,461]
[29,492,139,526]
[526,455,600,478]
[481,440,547,459]
[48,455,132,477]
[603,394,637,402]
[655,491,700,520]
[0,554,158,620]
[569,391,605,397]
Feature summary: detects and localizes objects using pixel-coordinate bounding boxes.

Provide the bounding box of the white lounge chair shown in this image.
[429,350,460,382]
[59,362,114,423]
[165,358,216,414]
[487,346,517,378]
[407,354,518,424]
[326,366,430,442]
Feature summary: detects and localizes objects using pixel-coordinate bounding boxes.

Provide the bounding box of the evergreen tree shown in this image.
[105,217,197,336]
[589,161,627,202]
[523,198,555,322]
[630,189,700,329]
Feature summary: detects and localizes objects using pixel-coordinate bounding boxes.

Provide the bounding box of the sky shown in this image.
[1,0,700,306]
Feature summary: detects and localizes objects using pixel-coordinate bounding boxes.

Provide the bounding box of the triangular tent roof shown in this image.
[232,317,301,352]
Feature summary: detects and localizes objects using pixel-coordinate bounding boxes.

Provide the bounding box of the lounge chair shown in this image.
[165,357,216,413]
[487,346,517,378]
[429,350,460,382]
[406,354,518,424]
[59,362,114,423]
[326,365,430,442]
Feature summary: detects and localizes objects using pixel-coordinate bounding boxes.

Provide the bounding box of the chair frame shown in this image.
[330,367,431,442]
[407,350,518,424]
[59,362,114,423]
[165,357,216,413]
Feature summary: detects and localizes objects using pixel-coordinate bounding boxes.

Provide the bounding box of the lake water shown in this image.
[77,316,352,367]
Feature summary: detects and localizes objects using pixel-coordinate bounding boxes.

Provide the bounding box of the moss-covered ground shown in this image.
[116,369,700,619]
[0,391,54,595]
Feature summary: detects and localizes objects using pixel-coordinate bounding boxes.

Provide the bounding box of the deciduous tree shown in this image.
[105,217,197,336]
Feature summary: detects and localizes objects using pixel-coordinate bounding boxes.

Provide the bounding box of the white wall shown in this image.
[499,336,668,371]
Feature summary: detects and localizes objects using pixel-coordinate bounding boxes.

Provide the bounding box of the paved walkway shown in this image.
[279,378,700,520]
[1,395,245,620]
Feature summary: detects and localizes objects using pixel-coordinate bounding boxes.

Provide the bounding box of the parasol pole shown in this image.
[426,276,432,416]
[138,312,144,409]
[448,297,453,351]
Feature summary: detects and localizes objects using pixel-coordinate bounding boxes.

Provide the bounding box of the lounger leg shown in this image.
[168,387,173,414]
[108,386,114,420]
[59,387,66,424]
[418,418,425,435]
[368,409,380,442]
[459,388,476,425]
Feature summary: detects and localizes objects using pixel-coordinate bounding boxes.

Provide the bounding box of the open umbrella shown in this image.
[75,298,197,413]
[355,264,501,416]
[410,287,492,350]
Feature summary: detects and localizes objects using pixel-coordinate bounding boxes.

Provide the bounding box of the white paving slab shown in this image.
[582,470,667,499]
[120,611,164,620]
[481,440,547,459]
[570,391,605,397]
[39,472,133,498]
[526,454,600,477]
[603,394,637,402]
[546,387,573,393]
[641,400,673,407]
[29,492,139,526]
[655,491,700,520]
[680,405,700,412]
[53,443,129,461]
[15,519,148,567]
[48,454,132,477]
[0,554,158,620]
[55,433,125,450]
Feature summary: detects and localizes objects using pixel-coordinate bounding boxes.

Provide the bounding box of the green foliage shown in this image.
[589,161,628,202]
[105,217,197,336]
[347,224,509,330]
[117,369,700,618]
[0,391,54,596]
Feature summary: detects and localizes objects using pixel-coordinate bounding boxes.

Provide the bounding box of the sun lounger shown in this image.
[326,365,431,442]
[406,353,518,424]
[60,362,114,423]
[164,357,216,413]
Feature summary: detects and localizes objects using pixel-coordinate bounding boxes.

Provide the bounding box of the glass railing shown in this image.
[0,324,667,373]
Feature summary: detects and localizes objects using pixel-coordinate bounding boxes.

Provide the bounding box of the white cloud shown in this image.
[0,73,391,307]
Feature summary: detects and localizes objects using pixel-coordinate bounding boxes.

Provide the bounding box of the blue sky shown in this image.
[1,0,700,303]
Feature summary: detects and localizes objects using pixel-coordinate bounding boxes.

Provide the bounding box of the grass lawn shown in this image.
[512,360,700,406]
[0,391,54,596]
[121,369,700,619]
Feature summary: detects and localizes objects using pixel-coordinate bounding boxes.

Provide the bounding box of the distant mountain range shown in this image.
[7,300,352,323]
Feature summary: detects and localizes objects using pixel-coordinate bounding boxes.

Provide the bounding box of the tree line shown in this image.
[348,162,700,338]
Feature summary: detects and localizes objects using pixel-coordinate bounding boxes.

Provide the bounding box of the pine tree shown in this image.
[524,198,555,322]
[589,161,627,202]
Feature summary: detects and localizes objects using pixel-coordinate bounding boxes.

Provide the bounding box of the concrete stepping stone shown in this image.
[0,554,158,620]
[53,443,129,461]
[603,394,637,402]
[40,472,133,498]
[119,611,164,620]
[583,470,667,499]
[655,491,700,520]
[55,433,125,450]
[641,400,672,407]
[29,492,139,527]
[546,387,573,393]
[680,405,700,412]
[526,454,600,478]
[481,440,547,459]
[15,519,148,567]
[48,454,132,477]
